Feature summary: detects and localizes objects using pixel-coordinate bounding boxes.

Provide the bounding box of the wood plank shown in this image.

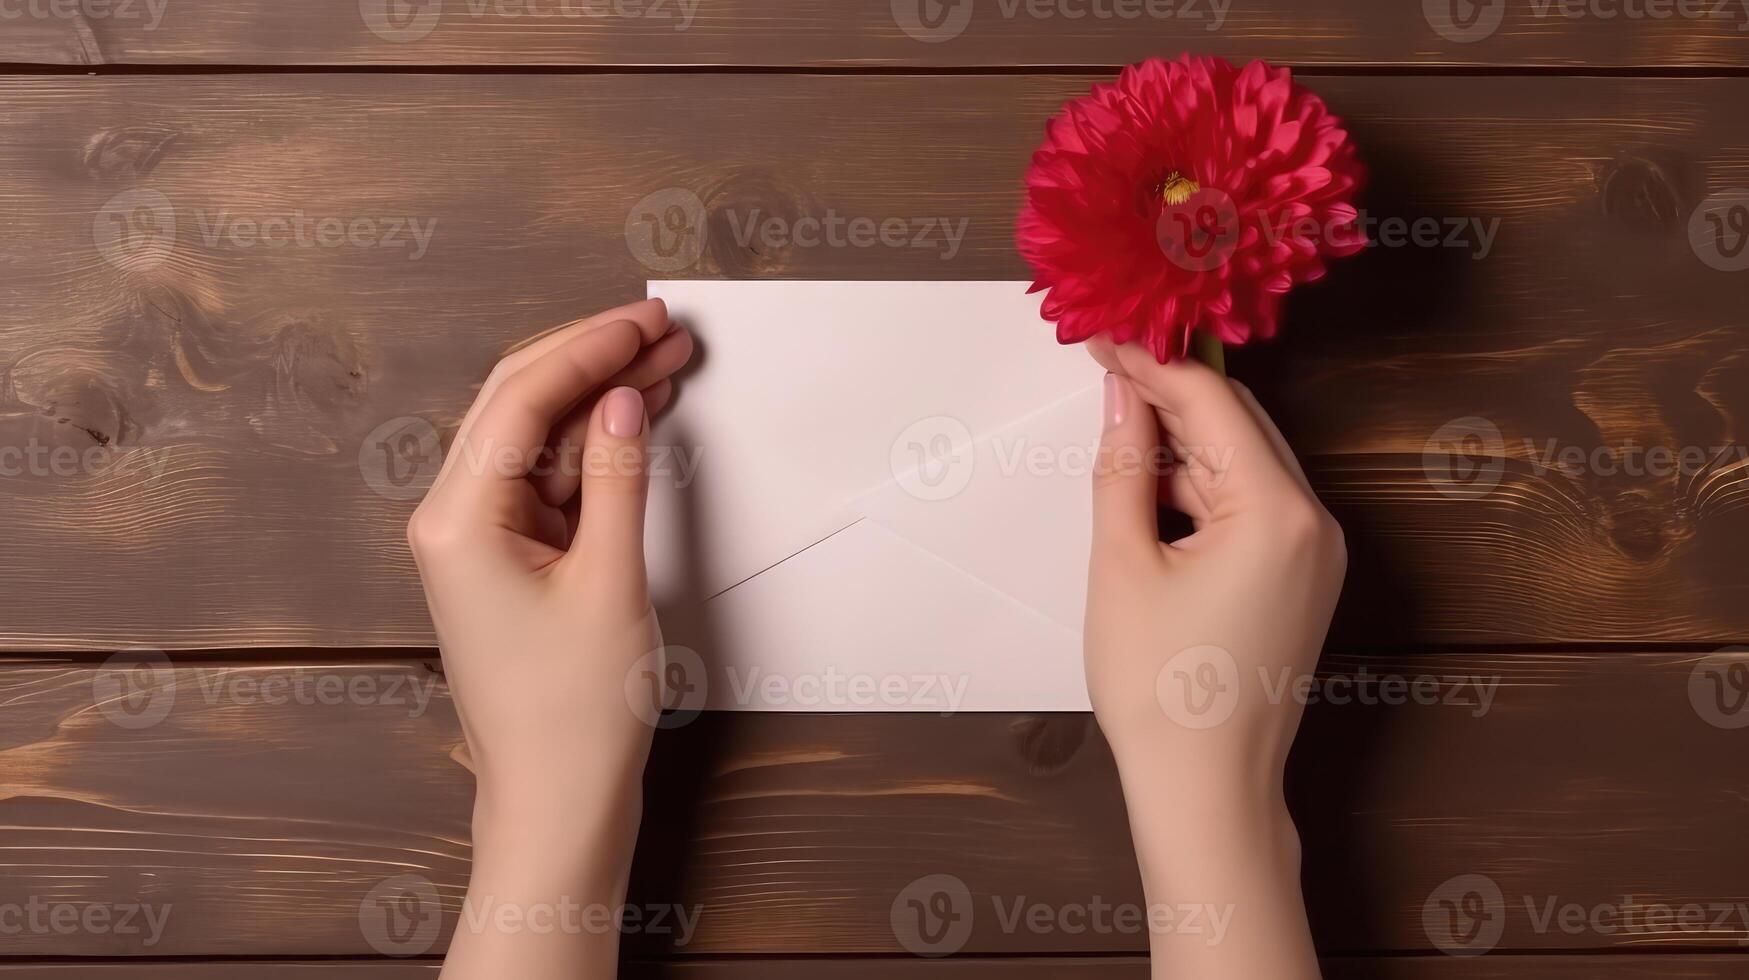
[0,969,438,979]
[1,74,1747,648]
[6,0,1749,68]
[4,957,1749,978]
[0,651,1742,957]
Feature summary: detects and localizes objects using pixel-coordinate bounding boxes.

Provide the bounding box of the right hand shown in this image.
[1083,337,1346,804]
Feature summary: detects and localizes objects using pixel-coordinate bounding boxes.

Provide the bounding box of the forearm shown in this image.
[1114,754,1319,980]
[440,783,644,980]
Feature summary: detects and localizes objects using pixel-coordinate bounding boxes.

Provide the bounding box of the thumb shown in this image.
[568,385,651,574]
[1091,373,1162,570]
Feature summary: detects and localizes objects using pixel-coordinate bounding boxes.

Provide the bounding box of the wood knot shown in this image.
[1599,157,1685,234]
[243,311,373,453]
[82,127,180,180]
[703,173,815,278]
[1009,715,1089,776]
[266,312,371,412]
[123,286,243,393]
[5,357,142,452]
[1602,486,1689,562]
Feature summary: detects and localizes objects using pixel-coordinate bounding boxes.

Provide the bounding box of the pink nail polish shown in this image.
[603,386,645,438]
[1103,373,1124,429]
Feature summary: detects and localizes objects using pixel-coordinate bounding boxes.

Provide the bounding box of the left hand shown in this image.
[407,298,692,978]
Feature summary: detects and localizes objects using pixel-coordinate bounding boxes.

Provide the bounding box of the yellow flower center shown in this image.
[1159,172,1200,207]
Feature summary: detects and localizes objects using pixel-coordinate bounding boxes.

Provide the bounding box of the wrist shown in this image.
[1106,748,1297,857]
[469,775,644,890]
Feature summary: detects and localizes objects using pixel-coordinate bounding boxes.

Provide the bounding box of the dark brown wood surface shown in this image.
[2,5,1743,977]
[6,0,1749,68]
[2,74,1747,649]
[1,651,1741,957]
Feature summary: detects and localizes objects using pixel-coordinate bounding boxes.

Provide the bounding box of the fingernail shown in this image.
[1103,373,1124,430]
[603,386,645,438]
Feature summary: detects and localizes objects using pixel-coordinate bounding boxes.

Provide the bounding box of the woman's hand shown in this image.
[1084,337,1345,980]
[407,298,692,979]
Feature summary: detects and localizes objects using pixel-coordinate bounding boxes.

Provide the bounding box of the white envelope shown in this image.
[645,281,1101,712]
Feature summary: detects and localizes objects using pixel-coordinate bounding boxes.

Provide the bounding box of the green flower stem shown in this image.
[1191,329,1227,376]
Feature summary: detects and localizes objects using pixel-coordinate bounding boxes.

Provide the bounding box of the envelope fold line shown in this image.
[702,516,868,602]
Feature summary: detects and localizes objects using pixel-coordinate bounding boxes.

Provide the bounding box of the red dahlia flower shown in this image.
[1018,55,1366,363]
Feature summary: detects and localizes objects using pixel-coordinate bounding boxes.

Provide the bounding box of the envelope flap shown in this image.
[644,280,1101,605]
[855,382,1102,633]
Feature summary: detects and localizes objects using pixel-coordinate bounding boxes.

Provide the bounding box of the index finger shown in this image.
[443,318,644,491]
[447,297,670,458]
[1089,337,1302,510]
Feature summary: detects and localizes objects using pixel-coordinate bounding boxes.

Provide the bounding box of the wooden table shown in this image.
[2,3,1747,975]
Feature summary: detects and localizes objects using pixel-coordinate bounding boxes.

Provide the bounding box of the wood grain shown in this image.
[6,0,1749,68]
[5,958,1749,978]
[0,651,1742,957]
[1,74,1747,649]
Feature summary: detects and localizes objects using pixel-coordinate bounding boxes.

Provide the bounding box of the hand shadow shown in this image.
[623,334,734,958]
